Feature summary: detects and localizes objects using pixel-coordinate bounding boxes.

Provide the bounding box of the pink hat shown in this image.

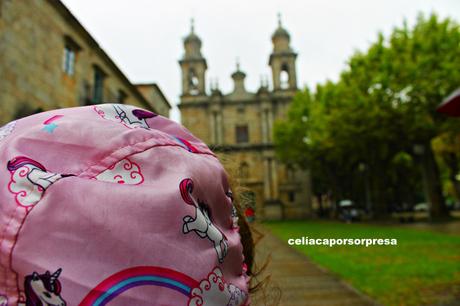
[0,104,249,306]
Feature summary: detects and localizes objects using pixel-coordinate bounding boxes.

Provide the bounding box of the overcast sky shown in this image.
[61,0,460,121]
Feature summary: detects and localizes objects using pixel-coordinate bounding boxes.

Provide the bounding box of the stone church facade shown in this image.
[178,19,312,219]
[0,0,171,125]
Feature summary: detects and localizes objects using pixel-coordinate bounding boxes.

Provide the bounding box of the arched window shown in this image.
[239,162,249,179]
[280,63,289,89]
[188,69,199,95]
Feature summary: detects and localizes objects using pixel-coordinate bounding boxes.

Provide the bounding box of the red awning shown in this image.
[437,88,460,117]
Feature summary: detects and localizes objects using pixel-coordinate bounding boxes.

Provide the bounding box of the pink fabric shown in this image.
[0,104,249,306]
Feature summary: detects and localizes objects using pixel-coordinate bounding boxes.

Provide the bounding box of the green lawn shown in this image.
[264,221,460,306]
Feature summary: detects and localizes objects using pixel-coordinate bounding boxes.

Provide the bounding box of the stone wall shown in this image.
[180,102,211,144]
[0,0,155,125]
[136,84,171,117]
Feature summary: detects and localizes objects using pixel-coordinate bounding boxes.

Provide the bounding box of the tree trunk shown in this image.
[444,152,460,201]
[317,194,324,217]
[419,142,449,220]
[370,170,388,219]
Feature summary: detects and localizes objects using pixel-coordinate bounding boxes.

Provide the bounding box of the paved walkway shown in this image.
[396,220,460,236]
[250,226,377,306]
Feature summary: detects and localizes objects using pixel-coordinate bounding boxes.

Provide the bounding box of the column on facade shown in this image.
[270,158,279,199]
[210,98,223,144]
[261,100,272,144]
[267,107,274,143]
[216,111,223,144]
[263,158,272,200]
[210,111,217,144]
[261,108,268,143]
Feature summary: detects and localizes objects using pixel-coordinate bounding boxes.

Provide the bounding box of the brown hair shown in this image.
[223,158,280,304]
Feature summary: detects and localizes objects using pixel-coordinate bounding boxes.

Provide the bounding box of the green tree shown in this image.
[382,14,460,218]
[274,13,460,220]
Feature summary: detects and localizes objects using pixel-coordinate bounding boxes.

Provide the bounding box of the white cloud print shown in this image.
[188,267,248,306]
[95,158,144,185]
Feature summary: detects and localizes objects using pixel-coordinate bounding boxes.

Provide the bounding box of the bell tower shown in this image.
[269,14,297,91]
[179,19,207,97]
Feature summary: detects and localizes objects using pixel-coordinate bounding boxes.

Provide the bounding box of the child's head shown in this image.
[0,104,256,306]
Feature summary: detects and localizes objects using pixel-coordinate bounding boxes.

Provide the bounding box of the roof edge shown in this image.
[48,0,155,112]
[134,83,173,109]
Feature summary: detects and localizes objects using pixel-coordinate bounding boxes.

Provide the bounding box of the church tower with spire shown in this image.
[178,17,311,220]
[178,20,212,143]
[179,19,207,98]
[269,14,298,91]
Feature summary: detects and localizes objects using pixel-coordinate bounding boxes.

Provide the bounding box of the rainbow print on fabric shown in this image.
[172,136,199,153]
[79,266,199,306]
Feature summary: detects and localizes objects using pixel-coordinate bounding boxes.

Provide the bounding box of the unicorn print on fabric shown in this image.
[7,156,66,208]
[0,295,7,306]
[179,178,228,263]
[188,267,248,306]
[94,158,144,185]
[20,269,66,306]
[0,121,16,141]
[94,104,156,129]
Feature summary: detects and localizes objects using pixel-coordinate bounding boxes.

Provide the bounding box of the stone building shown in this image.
[178,19,312,219]
[0,0,171,125]
[135,83,171,118]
